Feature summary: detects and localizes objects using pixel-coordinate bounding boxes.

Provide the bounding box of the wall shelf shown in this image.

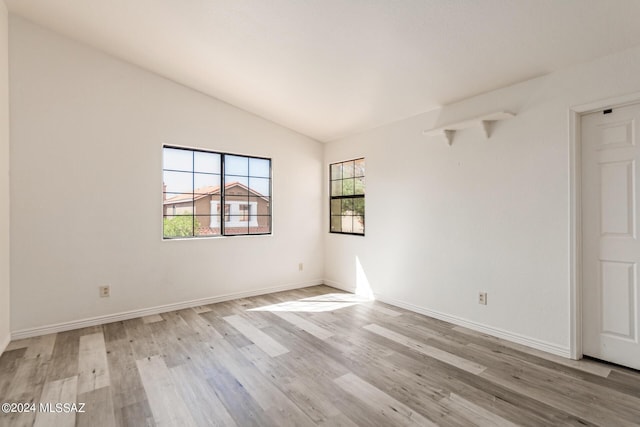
[422,111,515,145]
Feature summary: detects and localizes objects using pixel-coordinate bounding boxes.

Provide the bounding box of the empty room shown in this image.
[1,1,640,426]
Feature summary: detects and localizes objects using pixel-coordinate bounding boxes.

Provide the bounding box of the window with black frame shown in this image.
[330,158,365,235]
[162,146,271,239]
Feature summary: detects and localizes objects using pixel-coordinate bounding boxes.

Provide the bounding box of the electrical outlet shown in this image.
[99,285,110,298]
[478,292,487,305]
[298,262,304,271]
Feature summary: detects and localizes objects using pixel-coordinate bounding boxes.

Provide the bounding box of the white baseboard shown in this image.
[11,279,323,340]
[325,279,571,358]
[323,279,353,293]
[10,277,572,359]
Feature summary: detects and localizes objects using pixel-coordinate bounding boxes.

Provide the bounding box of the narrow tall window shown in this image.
[330,158,365,235]
[163,146,271,238]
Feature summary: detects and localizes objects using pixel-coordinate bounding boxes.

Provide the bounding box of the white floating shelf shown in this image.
[422,111,515,145]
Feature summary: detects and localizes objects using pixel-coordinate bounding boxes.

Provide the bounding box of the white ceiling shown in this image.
[6,0,640,142]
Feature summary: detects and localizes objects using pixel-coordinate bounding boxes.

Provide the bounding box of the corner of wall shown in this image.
[0,334,9,356]
[0,0,10,355]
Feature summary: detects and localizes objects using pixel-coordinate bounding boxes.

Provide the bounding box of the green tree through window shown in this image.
[163,215,200,238]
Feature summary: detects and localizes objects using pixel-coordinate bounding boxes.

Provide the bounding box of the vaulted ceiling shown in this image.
[6,0,640,142]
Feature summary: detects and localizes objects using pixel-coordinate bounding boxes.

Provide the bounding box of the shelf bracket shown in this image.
[481,120,493,139]
[422,111,515,146]
[443,129,455,146]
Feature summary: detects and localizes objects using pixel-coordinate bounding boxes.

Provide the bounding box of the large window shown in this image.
[330,158,365,235]
[163,146,271,239]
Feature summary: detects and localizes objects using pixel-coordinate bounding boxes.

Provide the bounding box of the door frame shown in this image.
[569,91,640,360]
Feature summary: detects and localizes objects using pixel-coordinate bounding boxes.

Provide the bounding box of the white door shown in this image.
[582,103,640,370]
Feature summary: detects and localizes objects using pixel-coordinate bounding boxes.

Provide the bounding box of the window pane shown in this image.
[211,207,223,223]
[163,148,192,171]
[225,155,249,176]
[342,178,355,196]
[331,180,342,197]
[249,177,270,198]
[331,163,342,180]
[354,177,365,195]
[341,198,353,214]
[249,158,270,178]
[330,199,341,216]
[225,217,249,235]
[353,197,365,217]
[225,175,249,191]
[250,216,271,234]
[194,173,220,194]
[343,161,355,178]
[195,216,220,236]
[163,215,194,238]
[163,193,194,216]
[330,215,341,232]
[194,151,220,174]
[354,215,365,234]
[250,196,270,217]
[354,159,365,177]
[163,170,193,194]
[341,215,354,233]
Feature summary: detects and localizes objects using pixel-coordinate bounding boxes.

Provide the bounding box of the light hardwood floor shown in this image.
[1,285,639,426]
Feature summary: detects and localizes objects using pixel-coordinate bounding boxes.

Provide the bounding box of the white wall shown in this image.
[0,1,10,353]
[325,44,640,356]
[9,17,324,333]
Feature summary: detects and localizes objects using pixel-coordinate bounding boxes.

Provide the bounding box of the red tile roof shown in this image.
[163,181,267,205]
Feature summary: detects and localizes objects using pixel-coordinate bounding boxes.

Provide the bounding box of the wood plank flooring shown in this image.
[1,285,639,426]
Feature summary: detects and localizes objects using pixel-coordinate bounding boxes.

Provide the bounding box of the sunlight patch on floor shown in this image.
[248,293,370,313]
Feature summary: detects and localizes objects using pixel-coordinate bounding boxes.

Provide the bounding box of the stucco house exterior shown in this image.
[163,181,270,235]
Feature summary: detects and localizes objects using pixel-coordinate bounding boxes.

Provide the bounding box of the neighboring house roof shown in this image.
[163,181,268,205]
